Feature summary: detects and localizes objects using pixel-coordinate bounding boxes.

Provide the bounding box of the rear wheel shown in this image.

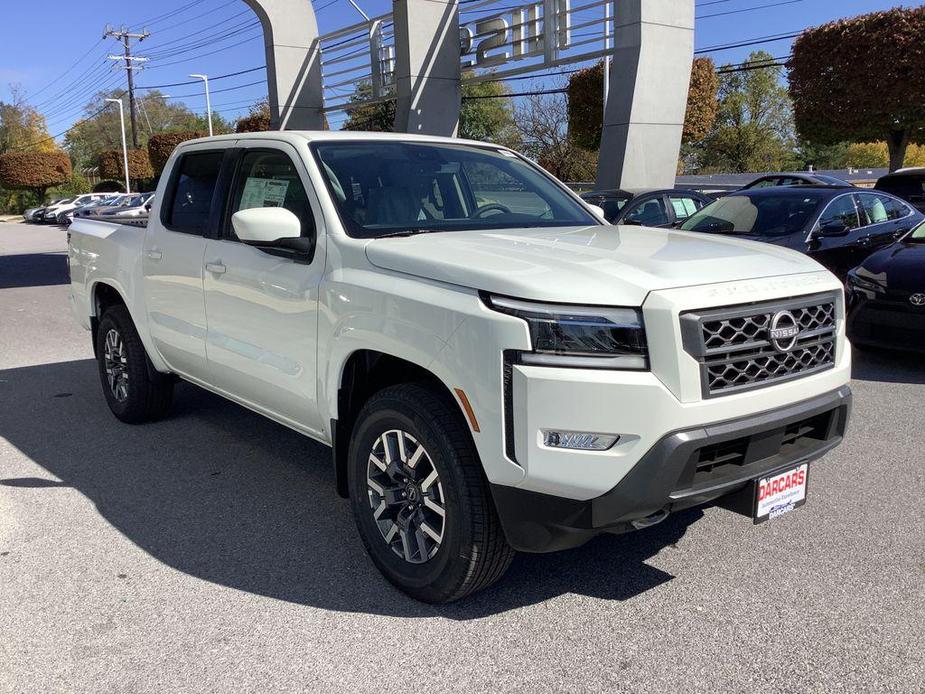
[347,383,514,603]
[96,305,173,424]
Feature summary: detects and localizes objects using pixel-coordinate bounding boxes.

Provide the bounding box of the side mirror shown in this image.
[586,203,607,222]
[817,221,850,237]
[144,202,152,212]
[231,207,314,261]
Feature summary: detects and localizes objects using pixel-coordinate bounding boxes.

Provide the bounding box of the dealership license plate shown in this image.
[754,464,809,524]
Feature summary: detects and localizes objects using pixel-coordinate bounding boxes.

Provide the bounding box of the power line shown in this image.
[696,30,802,54]
[698,0,803,20]
[26,39,106,102]
[136,65,266,91]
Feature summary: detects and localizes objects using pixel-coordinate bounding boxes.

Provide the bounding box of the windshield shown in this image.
[679,192,825,236]
[311,141,597,238]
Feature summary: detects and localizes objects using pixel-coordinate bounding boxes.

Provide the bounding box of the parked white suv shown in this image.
[67,132,852,602]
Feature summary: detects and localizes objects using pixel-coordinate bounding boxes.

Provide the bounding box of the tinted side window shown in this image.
[624,197,669,226]
[166,151,224,235]
[817,196,860,230]
[857,193,908,224]
[229,150,314,239]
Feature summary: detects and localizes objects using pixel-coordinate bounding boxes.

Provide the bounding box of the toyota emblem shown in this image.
[911,293,925,307]
[769,310,801,351]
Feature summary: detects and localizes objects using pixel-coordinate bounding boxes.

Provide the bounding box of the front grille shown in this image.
[679,410,835,491]
[681,293,838,398]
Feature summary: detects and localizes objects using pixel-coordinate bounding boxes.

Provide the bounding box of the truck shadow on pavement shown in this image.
[0,252,69,289]
[0,359,700,618]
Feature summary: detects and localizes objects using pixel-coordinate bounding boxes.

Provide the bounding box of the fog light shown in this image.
[542,430,619,451]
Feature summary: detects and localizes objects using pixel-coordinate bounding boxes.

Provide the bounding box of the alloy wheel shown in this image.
[103,328,129,402]
[367,429,446,564]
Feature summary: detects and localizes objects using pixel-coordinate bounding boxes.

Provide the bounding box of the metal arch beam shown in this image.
[596,0,695,189]
[241,0,324,130]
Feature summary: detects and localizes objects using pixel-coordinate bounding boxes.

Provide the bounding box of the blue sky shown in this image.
[0,0,909,141]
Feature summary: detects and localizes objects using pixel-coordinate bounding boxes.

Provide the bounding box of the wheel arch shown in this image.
[89,279,169,373]
[330,349,476,498]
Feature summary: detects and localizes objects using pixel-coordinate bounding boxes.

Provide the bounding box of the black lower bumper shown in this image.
[491,386,852,553]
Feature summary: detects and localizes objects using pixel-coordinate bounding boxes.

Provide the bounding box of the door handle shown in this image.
[205,261,226,274]
[146,249,163,261]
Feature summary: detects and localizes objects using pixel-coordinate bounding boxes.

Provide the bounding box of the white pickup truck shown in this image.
[68,132,852,602]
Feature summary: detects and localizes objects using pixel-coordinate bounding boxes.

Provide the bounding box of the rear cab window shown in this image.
[162,150,225,235]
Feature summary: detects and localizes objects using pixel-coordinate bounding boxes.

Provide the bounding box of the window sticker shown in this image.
[671,197,698,217]
[240,177,290,209]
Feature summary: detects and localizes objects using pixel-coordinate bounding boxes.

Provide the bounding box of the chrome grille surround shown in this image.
[681,293,838,398]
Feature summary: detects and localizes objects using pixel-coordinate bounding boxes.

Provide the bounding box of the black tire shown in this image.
[347,383,514,603]
[96,305,174,424]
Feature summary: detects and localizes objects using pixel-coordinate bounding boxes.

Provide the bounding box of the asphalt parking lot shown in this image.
[1,220,923,693]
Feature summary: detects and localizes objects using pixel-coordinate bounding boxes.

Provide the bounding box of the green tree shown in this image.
[64,89,230,169]
[342,76,518,145]
[458,79,518,146]
[789,6,925,172]
[697,51,795,173]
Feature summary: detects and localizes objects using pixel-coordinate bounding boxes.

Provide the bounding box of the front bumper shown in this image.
[848,295,925,353]
[491,386,851,553]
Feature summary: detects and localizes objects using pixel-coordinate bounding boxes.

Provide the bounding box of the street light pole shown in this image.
[189,74,213,136]
[104,97,131,194]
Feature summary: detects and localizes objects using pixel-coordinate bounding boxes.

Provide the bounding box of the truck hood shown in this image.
[365,225,825,305]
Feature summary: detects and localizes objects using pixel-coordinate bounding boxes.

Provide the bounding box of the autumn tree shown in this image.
[0,86,56,154]
[789,7,925,172]
[235,100,272,133]
[148,131,206,174]
[567,57,719,152]
[98,149,153,188]
[0,150,72,199]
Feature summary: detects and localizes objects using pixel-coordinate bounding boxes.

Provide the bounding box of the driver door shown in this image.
[806,193,864,276]
[202,142,327,436]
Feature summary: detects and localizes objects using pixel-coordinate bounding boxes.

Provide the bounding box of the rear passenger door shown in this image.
[142,146,227,378]
[855,192,916,253]
[202,142,326,435]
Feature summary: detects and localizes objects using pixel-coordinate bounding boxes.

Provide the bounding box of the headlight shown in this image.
[485,294,648,370]
[846,271,885,295]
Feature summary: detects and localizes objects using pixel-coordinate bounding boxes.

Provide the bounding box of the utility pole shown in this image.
[104,25,149,149]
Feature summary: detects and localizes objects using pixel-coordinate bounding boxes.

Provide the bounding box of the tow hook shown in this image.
[631,508,670,530]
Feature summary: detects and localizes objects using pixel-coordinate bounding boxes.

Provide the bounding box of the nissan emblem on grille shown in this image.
[680,295,838,398]
[769,310,800,351]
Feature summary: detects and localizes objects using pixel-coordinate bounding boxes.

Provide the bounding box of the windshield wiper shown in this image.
[373,228,440,239]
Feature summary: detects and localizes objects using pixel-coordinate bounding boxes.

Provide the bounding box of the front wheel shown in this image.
[347,383,514,603]
[96,305,174,424]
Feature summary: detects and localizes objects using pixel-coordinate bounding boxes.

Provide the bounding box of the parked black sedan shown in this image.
[742,172,850,189]
[677,186,924,278]
[580,188,712,226]
[846,220,925,353]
